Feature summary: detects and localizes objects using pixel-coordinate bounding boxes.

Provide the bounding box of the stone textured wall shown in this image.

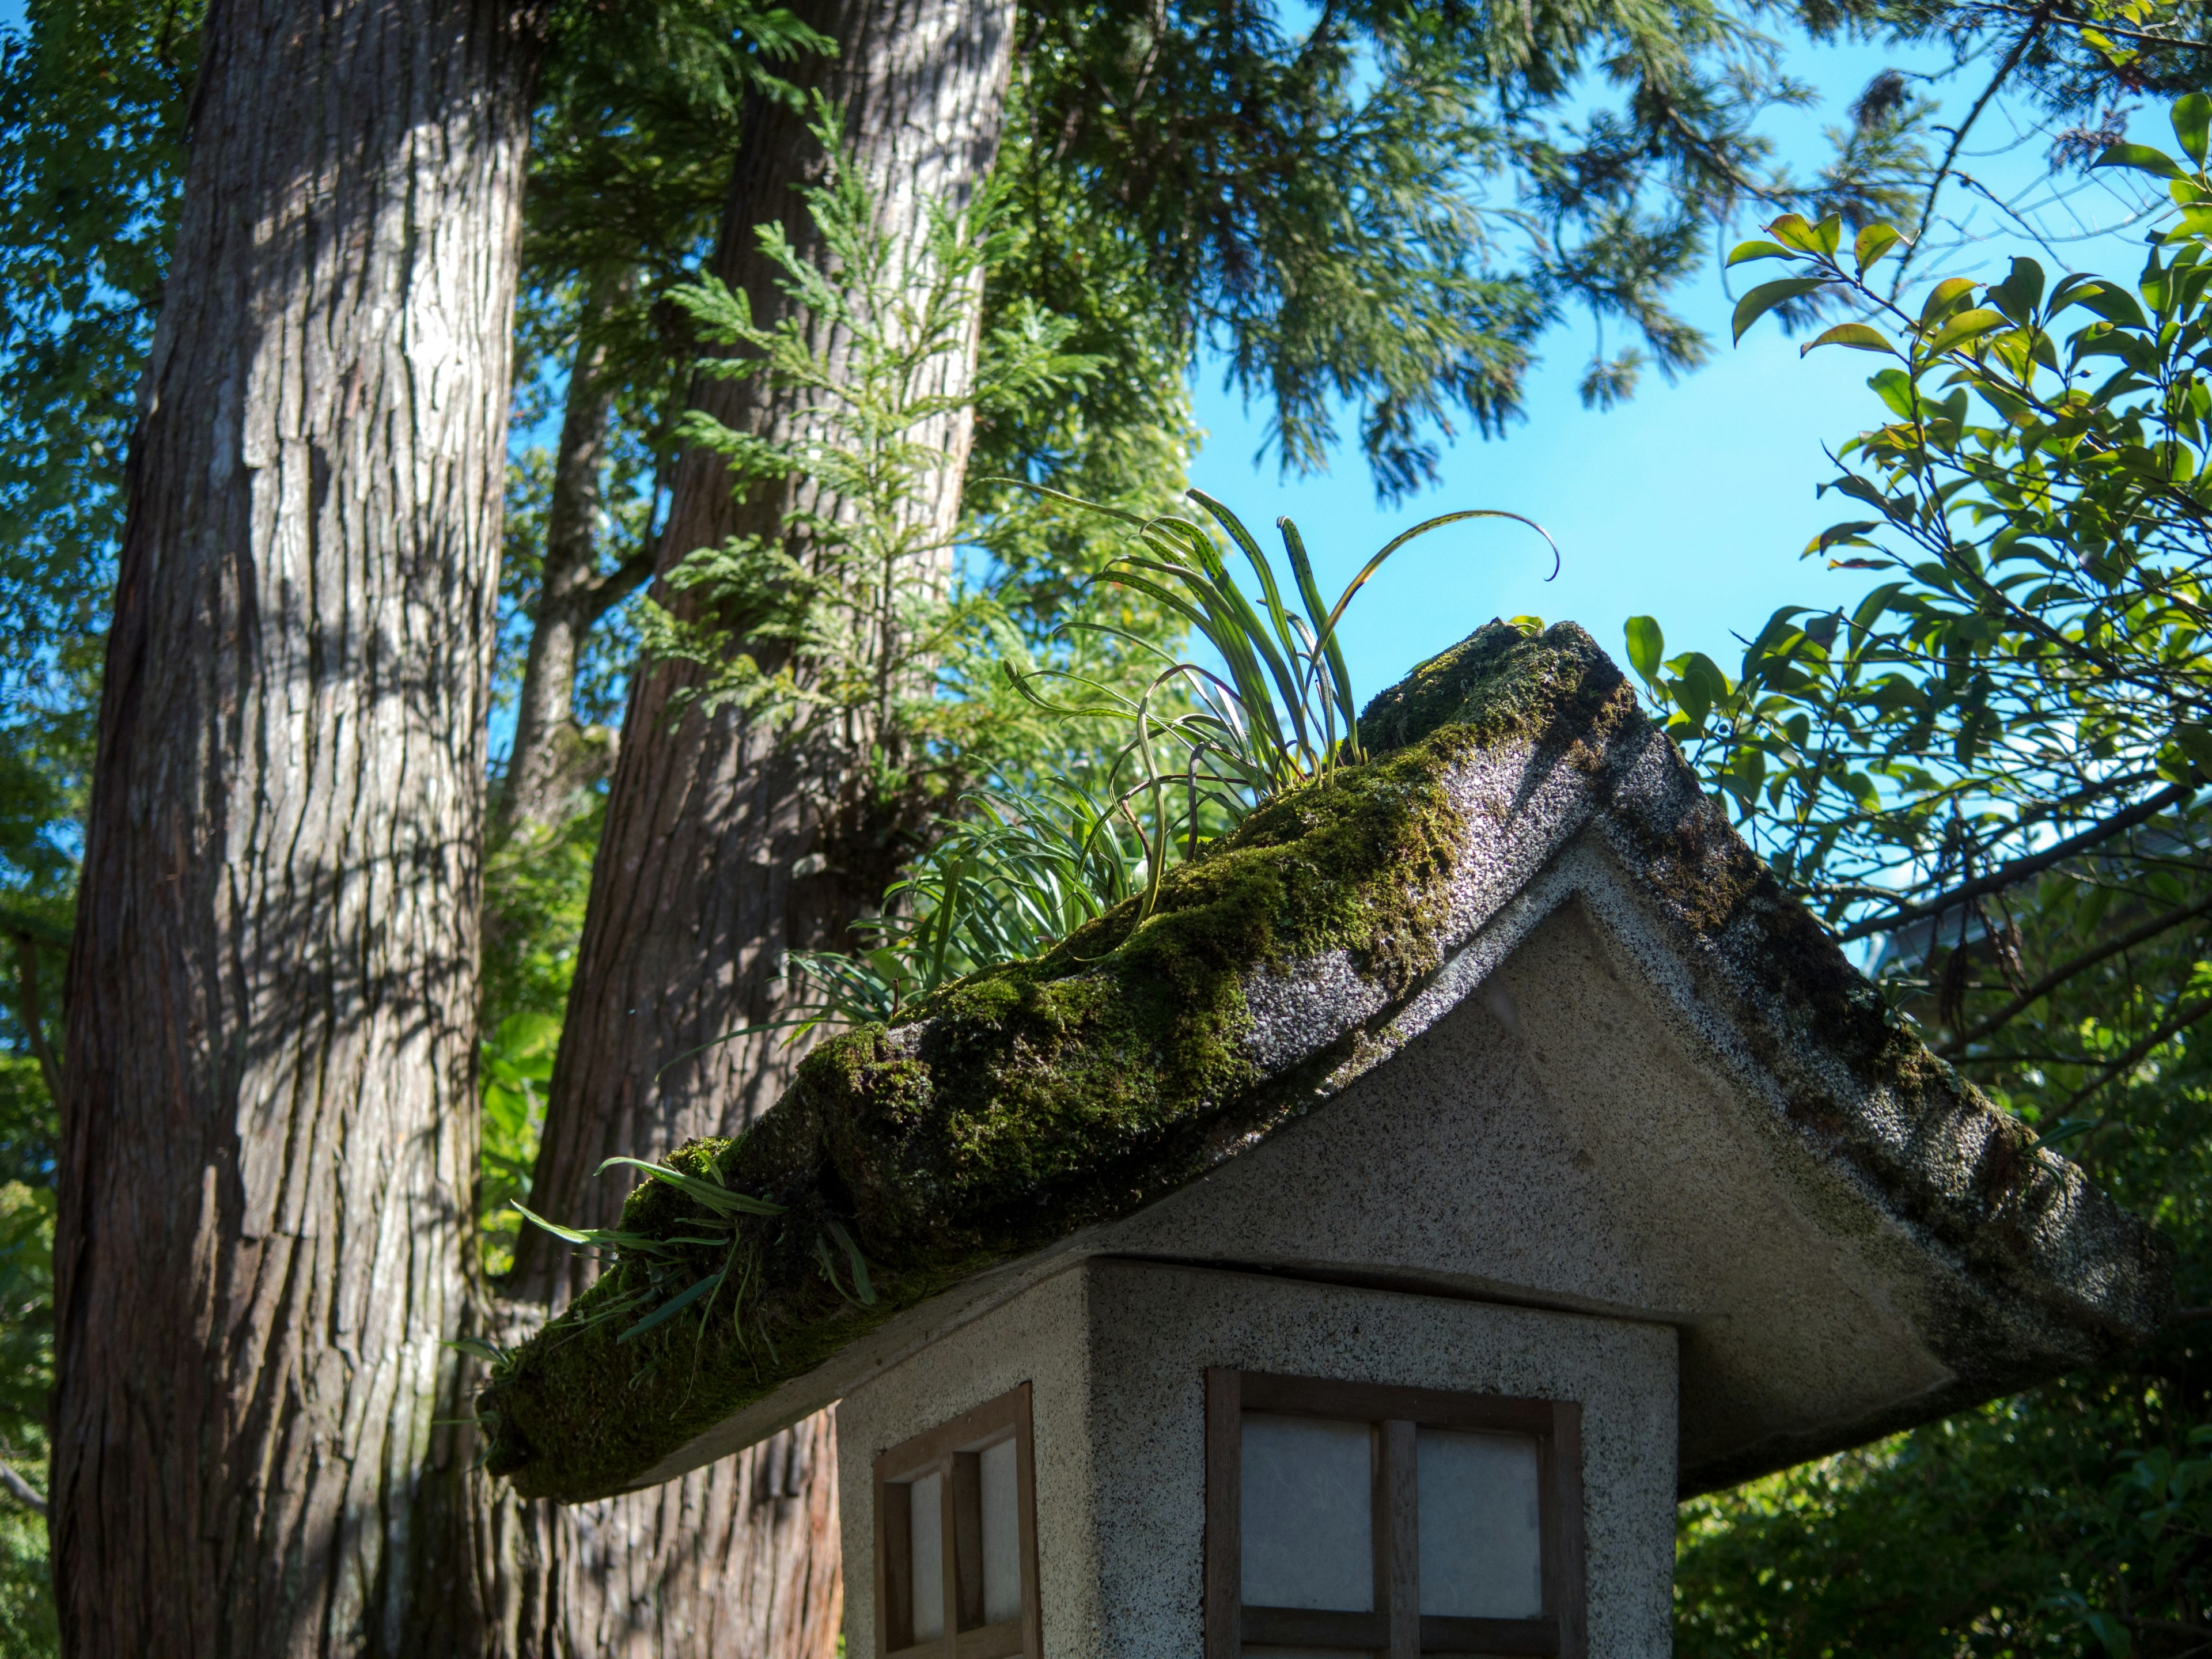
[836,1258,1678,1659]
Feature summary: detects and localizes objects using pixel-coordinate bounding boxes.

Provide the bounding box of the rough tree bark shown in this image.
[493,1,1017,1652]
[52,2,543,1653]
[494,291,654,843]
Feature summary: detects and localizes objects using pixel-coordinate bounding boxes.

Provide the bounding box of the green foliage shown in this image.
[0,1493,55,1659]
[477,796,604,1275]
[1678,1392,2212,1657]
[774,490,1556,1029]
[0,0,188,935]
[783,779,1152,1025]
[0,14,145,1635]
[480,1012,562,1279]
[1013,0,1933,500]
[1676,907,2212,1655]
[494,0,832,726]
[485,653,1563,1498]
[1634,98,2212,1073]
[0,1058,52,1658]
[0,0,196,695]
[1656,92,2212,1658]
[644,103,1108,740]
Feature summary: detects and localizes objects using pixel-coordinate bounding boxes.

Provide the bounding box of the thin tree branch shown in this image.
[582,544,658,628]
[0,1459,45,1516]
[1938,892,2212,1055]
[1895,14,2047,294]
[1969,0,2212,50]
[7,930,63,1109]
[1838,782,2194,942]
[2058,995,2212,1115]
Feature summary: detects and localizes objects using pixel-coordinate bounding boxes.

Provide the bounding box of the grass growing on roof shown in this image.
[480,620,1623,1501]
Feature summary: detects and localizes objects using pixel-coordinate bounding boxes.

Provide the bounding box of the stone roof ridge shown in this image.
[476,619,2169,1504]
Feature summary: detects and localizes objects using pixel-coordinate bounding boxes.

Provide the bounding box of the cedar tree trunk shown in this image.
[52,2,541,1653]
[494,1,1016,1652]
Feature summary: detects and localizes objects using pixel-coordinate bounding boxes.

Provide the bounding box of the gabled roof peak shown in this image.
[480,623,2168,1503]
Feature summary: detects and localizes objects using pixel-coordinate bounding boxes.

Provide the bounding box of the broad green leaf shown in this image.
[2174,91,2210,166]
[1624,616,1665,683]
[1868,367,1918,418]
[1732,277,1825,344]
[1853,222,1903,276]
[1815,521,1881,551]
[2078,26,2135,66]
[2093,141,2183,179]
[1918,276,1978,326]
[1802,323,1896,357]
[1766,213,1823,253]
[2067,280,2150,329]
[1727,239,1794,267]
[1925,308,2010,357]
[1988,256,2046,323]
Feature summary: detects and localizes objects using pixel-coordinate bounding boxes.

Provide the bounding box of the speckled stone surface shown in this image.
[838,1258,1678,1659]
[490,622,2169,1503]
[1100,887,2028,1490]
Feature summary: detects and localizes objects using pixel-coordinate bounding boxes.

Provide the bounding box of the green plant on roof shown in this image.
[514,488,1558,1358]
[777,486,1560,1029]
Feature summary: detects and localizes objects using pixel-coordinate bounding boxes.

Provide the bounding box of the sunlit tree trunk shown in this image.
[52,2,542,1653]
[495,0,1016,1652]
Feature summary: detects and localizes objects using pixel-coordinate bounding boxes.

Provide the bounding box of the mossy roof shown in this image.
[479,622,2170,1503]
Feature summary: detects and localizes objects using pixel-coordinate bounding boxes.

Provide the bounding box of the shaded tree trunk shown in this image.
[492,0,1016,1651]
[51,2,542,1653]
[495,288,653,843]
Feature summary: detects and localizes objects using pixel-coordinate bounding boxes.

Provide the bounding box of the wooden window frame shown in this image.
[1205,1369,1586,1659]
[873,1383,1043,1659]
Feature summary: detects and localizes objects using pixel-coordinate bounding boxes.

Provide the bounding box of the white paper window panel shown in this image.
[1239,1414,1374,1612]
[979,1438,1022,1625]
[1415,1427,1543,1619]
[908,1469,945,1642]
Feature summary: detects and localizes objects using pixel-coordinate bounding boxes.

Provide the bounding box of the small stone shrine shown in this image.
[483,622,2169,1659]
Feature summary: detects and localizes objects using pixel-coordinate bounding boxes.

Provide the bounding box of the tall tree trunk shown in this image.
[494,288,653,843]
[493,1,1016,1652]
[51,3,542,1654]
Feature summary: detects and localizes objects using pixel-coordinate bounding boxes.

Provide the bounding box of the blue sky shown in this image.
[1179,31,2165,696]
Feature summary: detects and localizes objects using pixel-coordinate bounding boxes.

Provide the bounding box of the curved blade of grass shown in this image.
[1188,488,1307,707]
[1120,536,1306,748]
[1001,661,1138,723]
[1315,510,1562,661]
[1103,560,1294,763]
[594,1156,787,1217]
[510,1203,665,1251]
[1277,515,1358,747]
[976,476,1155,529]
[619,1264,728,1344]
[822,1217,877,1305]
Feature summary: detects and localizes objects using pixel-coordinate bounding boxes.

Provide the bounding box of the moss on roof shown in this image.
[479,621,1622,1501]
[478,620,2168,1503]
